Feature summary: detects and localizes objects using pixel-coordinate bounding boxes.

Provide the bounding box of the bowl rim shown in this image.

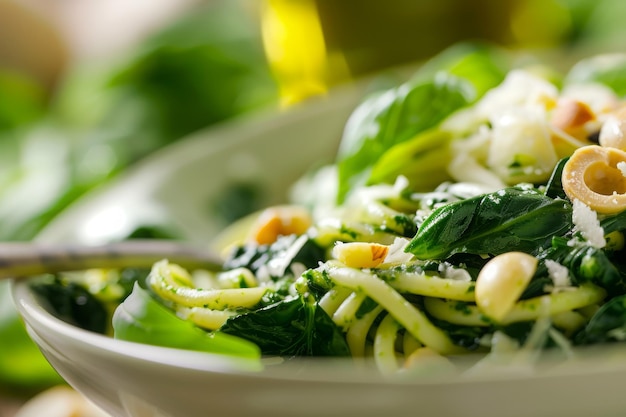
[11,280,264,374]
[14,277,626,389]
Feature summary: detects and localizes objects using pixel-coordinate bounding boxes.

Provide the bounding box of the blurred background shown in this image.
[2,0,626,415]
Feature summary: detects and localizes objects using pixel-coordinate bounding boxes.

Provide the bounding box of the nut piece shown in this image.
[599,106,626,151]
[332,242,389,269]
[475,251,538,322]
[562,145,626,214]
[248,205,312,245]
[551,98,595,140]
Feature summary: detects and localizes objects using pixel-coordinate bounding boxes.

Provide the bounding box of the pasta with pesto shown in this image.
[114,48,626,375]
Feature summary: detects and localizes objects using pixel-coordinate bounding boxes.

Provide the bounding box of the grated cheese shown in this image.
[438,262,472,282]
[570,199,606,248]
[544,259,573,293]
[383,237,414,265]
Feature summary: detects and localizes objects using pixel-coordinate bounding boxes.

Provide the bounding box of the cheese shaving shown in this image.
[544,259,573,293]
[570,199,606,248]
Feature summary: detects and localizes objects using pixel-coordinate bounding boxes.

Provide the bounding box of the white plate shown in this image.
[12,78,626,417]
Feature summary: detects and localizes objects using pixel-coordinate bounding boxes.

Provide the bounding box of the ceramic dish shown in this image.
[11,71,626,417]
[13,277,626,417]
[34,84,365,246]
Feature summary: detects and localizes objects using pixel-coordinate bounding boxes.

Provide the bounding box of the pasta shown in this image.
[104,48,626,375]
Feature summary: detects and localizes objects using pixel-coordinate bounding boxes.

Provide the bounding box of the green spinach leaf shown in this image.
[542,237,626,296]
[414,42,509,98]
[112,283,261,359]
[601,210,626,235]
[369,128,454,191]
[565,53,626,96]
[220,296,350,357]
[544,157,569,200]
[575,295,626,345]
[335,43,510,202]
[406,186,573,259]
[31,278,108,334]
[224,234,325,279]
[336,73,473,201]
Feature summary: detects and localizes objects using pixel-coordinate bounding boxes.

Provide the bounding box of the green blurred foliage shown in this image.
[0,70,46,130]
[0,0,278,242]
[0,0,277,392]
[564,0,626,49]
[0,282,63,390]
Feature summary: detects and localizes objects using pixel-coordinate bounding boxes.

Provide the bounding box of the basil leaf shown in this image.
[601,210,626,235]
[544,157,569,200]
[414,42,509,98]
[575,295,626,345]
[30,279,108,334]
[112,283,261,359]
[336,73,473,201]
[565,53,626,96]
[542,238,626,296]
[220,296,350,357]
[335,44,510,202]
[224,234,325,278]
[369,128,453,191]
[406,187,573,259]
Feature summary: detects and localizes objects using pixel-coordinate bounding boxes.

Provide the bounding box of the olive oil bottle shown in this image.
[260,0,571,105]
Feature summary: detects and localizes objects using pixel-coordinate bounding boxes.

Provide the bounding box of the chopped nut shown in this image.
[551,98,596,140]
[332,242,389,269]
[248,205,312,245]
[599,106,626,151]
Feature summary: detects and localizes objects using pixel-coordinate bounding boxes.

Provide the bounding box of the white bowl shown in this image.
[11,81,626,417]
[14,277,626,417]
[34,86,364,246]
